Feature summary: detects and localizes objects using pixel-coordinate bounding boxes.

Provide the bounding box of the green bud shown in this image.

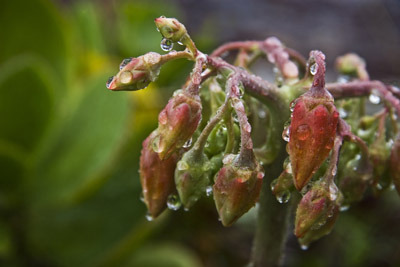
[154,16,187,43]
[175,149,212,209]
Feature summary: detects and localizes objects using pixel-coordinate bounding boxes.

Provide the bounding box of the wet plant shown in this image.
[107,17,400,266]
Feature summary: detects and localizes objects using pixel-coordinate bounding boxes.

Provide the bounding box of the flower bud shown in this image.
[288,51,339,191]
[139,130,179,219]
[155,90,202,160]
[213,154,264,226]
[390,136,400,196]
[107,52,162,91]
[154,16,187,43]
[175,149,212,209]
[295,180,340,247]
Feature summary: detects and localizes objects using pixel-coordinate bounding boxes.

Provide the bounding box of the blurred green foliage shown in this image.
[0,0,399,266]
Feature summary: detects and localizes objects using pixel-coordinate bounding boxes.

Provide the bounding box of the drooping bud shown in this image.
[175,149,212,209]
[154,16,187,43]
[139,130,179,219]
[295,179,340,248]
[390,135,400,196]
[107,52,162,91]
[288,51,339,190]
[213,153,264,226]
[335,53,369,80]
[154,90,202,160]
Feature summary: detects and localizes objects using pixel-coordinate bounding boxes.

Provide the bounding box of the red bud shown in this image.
[139,131,179,219]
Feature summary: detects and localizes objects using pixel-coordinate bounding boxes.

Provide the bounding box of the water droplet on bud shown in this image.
[106,76,114,88]
[183,138,192,148]
[282,126,290,142]
[276,190,291,203]
[167,194,181,210]
[310,63,317,75]
[300,244,309,250]
[151,136,164,153]
[270,179,278,191]
[161,38,173,52]
[206,186,213,196]
[340,205,350,212]
[369,92,381,104]
[119,57,133,70]
[258,110,266,119]
[145,212,154,221]
[296,124,311,141]
[139,192,145,202]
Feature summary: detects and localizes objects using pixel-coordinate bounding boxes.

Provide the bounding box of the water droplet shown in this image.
[276,190,291,204]
[282,126,290,142]
[340,205,350,212]
[337,75,350,84]
[140,192,145,202]
[223,154,235,165]
[151,136,164,153]
[106,76,114,88]
[300,244,309,250]
[119,57,133,70]
[177,160,189,171]
[258,110,266,119]
[296,124,311,141]
[331,165,337,176]
[160,38,173,52]
[310,63,317,75]
[270,179,278,191]
[338,108,348,118]
[286,163,293,174]
[183,138,192,148]
[158,111,168,125]
[120,71,133,84]
[206,186,213,196]
[167,194,181,211]
[369,92,381,104]
[329,183,338,201]
[290,99,297,113]
[390,184,395,191]
[257,172,265,179]
[184,207,190,212]
[145,212,154,221]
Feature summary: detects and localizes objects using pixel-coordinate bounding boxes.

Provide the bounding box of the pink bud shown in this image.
[155,90,202,159]
[139,131,179,218]
[213,154,264,226]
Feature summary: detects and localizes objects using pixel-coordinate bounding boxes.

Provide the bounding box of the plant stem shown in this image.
[251,143,291,267]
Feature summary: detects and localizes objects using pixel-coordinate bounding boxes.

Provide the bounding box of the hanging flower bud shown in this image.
[107,52,162,91]
[139,130,179,219]
[213,154,264,226]
[154,90,202,160]
[288,51,339,191]
[175,149,212,209]
[295,180,340,248]
[390,135,400,196]
[154,16,187,43]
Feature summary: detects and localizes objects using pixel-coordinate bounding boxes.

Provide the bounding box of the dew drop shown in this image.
[338,108,348,118]
[223,154,235,165]
[161,38,173,52]
[296,124,311,141]
[151,136,164,153]
[119,57,133,70]
[258,110,266,119]
[257,172,265,179]
[270,179,278,191]
[369,91,381,104]
[300,244,309,251]
[183,138,192,148]
[177,161,189,171]
[167,194,181,211]
[310,63,317,75]
[139,192,145,203]
[106,76,114,88]
[282,126,290,142]
[290,99,297,113]
[286,163,293,174]
[331,165,337,176]
[340,205,350,212]
[329,183,338,201]
[120,71,133,84]
[184,207,190,212]
[145,212,154,221]
[206,186,213,196]
[276,190,291,204]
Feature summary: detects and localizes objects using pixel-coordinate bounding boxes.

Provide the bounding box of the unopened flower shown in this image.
[175,149,212,209]
[213,153,264,226]
[154,16,187,43]
[107,52,162,91]
[288,51,339,190]
[154,89,202,160]
[139,130,179,219]
[295,179,340,247]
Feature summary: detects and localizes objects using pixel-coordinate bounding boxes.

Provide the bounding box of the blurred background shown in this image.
[1,0,400,266]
